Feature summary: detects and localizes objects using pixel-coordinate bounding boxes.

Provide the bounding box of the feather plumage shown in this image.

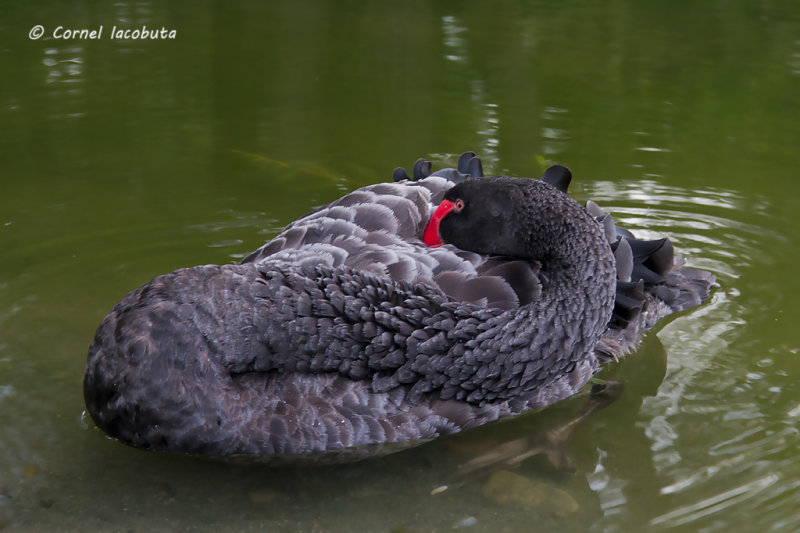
[84,152,716,461]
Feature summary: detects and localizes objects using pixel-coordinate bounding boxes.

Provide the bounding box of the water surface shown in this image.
[2,1,800,531]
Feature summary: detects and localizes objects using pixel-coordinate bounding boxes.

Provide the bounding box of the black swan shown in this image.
[83,152,716,460]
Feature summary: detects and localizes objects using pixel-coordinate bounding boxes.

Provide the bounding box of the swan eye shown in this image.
[453,199,465,212]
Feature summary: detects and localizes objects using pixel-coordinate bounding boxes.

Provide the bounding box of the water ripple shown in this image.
[582,180,791,532]
[583,181,779,282]
[650,474,780,528]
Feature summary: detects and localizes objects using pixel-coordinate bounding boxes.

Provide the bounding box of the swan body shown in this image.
[84,153,715,459]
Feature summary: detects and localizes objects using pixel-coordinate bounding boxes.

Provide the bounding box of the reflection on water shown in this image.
[540,106,571,156]
[439,13,502,162]
[441,15,467,64]
[4,1,800,531]
[580,182,799,532]
[789,40,800,76]
[585,181,777,284]
[42,46,85,119]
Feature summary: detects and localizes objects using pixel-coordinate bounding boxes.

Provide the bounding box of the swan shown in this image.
[83,152,716,460]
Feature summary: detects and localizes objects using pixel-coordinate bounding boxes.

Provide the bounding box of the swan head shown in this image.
[423,174,581,261]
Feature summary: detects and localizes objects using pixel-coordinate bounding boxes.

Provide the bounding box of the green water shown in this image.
[2,1,800,531]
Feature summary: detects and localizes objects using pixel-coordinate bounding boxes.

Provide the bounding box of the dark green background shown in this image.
[2,1,799,531]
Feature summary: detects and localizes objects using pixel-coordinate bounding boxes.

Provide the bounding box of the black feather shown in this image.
[540,165,572,193]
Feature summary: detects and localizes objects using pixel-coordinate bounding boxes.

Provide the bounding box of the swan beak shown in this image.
[423,199,455,247]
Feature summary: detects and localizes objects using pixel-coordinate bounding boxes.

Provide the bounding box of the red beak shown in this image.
[423,199,455,247]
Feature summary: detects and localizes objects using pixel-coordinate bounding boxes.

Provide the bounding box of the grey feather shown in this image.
[84,154,716,461]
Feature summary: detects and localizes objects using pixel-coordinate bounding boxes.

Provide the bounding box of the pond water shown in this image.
[2,1,800,531]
